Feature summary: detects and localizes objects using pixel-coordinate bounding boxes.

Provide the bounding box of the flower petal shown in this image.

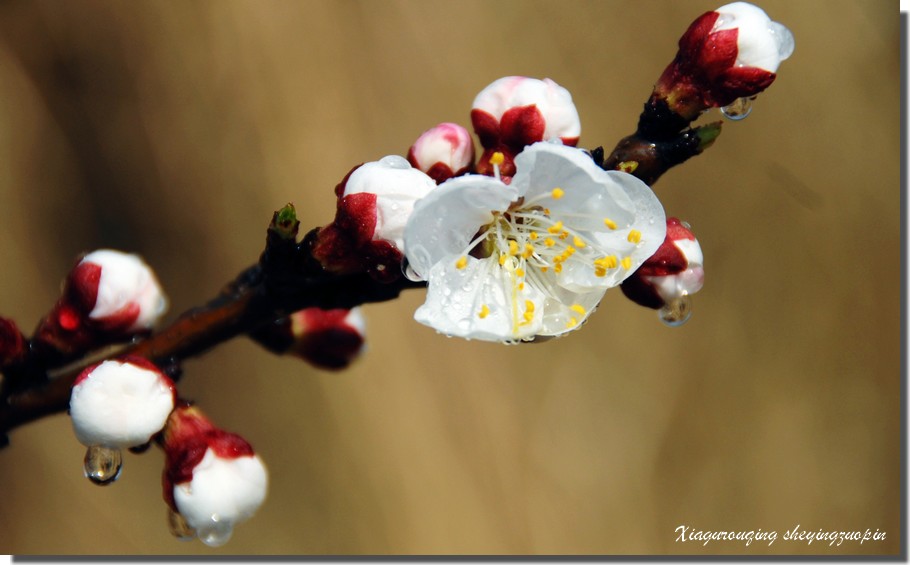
[414,256,546,342]
[404,175,517,280]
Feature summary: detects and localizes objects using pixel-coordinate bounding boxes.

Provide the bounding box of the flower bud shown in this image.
[69,357,176,448]
[407,123,475,184]
[621,218,704,309]
[311,156,436,281]
[656,2,793,116]
[251,307,366,370]
[35,250,168,355]
[161,405,268,547]
[471,77,581,177]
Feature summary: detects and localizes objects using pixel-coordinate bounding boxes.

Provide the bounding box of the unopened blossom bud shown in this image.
[70,357,176,485]
[70,357,177,449]
[162,405,268,547]
[471,76,581,177]
[621,218,704,311]
[35,249,168,355]
[311,156,436,281]
[407,122,475,184]
[251,307,366,370]
[654,2,794,119]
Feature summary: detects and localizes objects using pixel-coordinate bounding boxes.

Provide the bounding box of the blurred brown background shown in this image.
[0,0,899,556]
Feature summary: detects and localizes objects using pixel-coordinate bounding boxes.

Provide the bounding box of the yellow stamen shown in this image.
[455,256,467,270]
[515,268,525,277]
[566,317,578,329]
[541,266,549,273]
[554,263,563,273]
[621,257,633,270]
[617,160,639,173]
[547,221,564,234]
[525,300,535,312]
[573,235,586,248]
[604,218,617,230]
[529,232,539,240]
[489,152,505,166]
[627,229,642,244]
[551,187,565,199]
[518,282,525,290]
[499,254,507,266]
[522,243,534,259]
[559,231,569,240]
[478,304,490,319]
[544,237,556,247]
[570,304,586,316]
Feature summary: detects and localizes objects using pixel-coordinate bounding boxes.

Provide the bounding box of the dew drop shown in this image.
[167,509,196,541]
[83,445,123,486]
[659,295,693,327]
[197,516,233,548]
[720,97,753,121]
[379,155,410,169]
[768,22,795,61]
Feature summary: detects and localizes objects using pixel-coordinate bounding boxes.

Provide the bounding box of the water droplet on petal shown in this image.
[197,516,233,547]
[768,22,795,61]
[83,445,123,486]
[659,295,693,327]
[379,155,410,169]
[720,97,753,121]
[167,509,196,541]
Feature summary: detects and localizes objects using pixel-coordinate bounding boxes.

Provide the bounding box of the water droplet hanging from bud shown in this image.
[83,445,123,485]
[720,97,754,120]
[197,516,234,547]
[659,295,693,327]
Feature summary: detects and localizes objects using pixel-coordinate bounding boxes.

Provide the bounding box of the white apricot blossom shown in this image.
[404,142,666,342]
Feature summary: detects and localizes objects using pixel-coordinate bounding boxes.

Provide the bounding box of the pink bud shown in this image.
[312,156,436,281]
[69,357,176,448]
[407,123,475,184]
[659,2,793,111]
[289,307,366,369]
[621,218,704,309]
[161,405,268,547]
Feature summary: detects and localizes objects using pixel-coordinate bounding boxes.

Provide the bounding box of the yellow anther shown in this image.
[499,254,507,266]
[547,221,564,234]
[551,187,565,199]
[522,243,534,259]
[559,230,570,240]
[515,268,526,278]
[573,235,586,248]
[566,317,578,329]
[544,237,556,247]
[627,229,642,244]
[508,240,519,256]
[478,304,490,319]
[541,266,549,273]
[489,151,505,166]
[529,231,539,240]
[518,282,525,290]
[570,304,586,316]
[617,160,639,173]
[554,263,563,273]
[525,300,535,312]
[595,256,618,269]
[565,246,576,256]
[604,218,617,230]
[455,256,468,270]
[621,257,633,270]
[594,268,607,277]
[544,208,551,215]
[523,311,534,324]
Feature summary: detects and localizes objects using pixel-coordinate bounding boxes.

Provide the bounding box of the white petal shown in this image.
[414,256,545,342]
[404,175,516,280]
[83,249,167,331]
[174,449,268,531]
[539,288,605,337]
[714,2,782,72]
[70,360,174,448]
[343,156,437,251]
